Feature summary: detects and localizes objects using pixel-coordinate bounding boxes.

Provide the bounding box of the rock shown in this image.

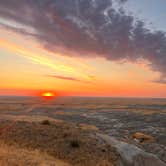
[97,133,166,166]
[132,132,155,143]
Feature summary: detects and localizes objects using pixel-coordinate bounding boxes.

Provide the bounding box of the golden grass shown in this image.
[78,123,99,131]
[0,114,63,123]
[0,121,118,166]
[0,141,71,166]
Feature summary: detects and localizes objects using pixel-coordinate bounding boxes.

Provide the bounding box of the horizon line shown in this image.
[0,95,166,99]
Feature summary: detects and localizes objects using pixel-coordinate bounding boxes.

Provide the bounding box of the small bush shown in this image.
[70,140,80,148]
[41,120,51,125]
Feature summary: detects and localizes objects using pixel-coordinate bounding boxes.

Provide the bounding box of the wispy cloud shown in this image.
[152,76,166,84]
[47,74,92,84]
[0,39,75,72]
[0,39,95,81]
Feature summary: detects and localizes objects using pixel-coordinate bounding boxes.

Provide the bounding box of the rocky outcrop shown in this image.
[97,133,166,166]
[132,132,155,143]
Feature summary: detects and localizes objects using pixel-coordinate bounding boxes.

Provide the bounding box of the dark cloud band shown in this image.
[0,0,166,82]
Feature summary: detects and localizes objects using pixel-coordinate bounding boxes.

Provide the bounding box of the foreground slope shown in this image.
[0,119,165,166]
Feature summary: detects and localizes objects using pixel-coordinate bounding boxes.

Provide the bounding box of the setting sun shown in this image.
[41,92,55,99]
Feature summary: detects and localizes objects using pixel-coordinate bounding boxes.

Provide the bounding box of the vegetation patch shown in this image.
[41,120,51,125]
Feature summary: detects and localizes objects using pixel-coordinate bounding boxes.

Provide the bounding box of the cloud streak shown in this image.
[0,39,75,73]
[0,0,166,83]
[47,74,91,83]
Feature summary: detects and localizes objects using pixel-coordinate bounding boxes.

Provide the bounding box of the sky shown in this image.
[0,0,166,97]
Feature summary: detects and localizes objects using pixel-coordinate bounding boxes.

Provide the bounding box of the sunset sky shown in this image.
[0,0,166,97]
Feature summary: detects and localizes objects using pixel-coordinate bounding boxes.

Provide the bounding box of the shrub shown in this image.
[70,139,80,148]
[41,120,51,125]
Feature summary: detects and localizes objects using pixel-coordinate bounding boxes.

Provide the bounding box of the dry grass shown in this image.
[0,121,119,166]
[78,123,99,131]
[0,141,70,166]
[0,115,63,123]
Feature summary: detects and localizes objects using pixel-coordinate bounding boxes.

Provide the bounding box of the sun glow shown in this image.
[41,92,55,99]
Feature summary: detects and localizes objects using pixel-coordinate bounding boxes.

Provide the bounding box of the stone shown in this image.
[97,133,166,166]
[132,132,155,143]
